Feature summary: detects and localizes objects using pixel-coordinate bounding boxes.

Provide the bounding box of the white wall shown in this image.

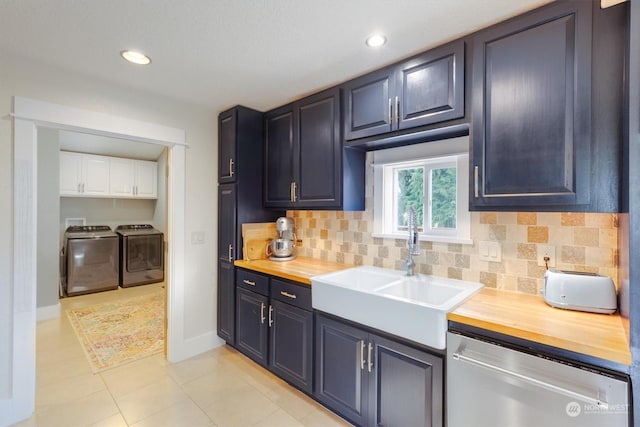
[36,128,61,309]
[0,53,223,390]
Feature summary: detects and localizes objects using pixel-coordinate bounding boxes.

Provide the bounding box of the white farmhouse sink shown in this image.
[311,265,483,350]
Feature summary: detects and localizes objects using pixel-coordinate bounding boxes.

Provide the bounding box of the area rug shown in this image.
[66,292,165,373]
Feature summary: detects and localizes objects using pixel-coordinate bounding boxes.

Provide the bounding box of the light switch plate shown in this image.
[479,241,502,262]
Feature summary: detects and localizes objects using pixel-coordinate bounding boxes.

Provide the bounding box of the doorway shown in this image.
[6,96,187,424]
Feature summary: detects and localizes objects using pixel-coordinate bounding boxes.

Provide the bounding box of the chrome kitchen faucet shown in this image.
[405,206,420,276]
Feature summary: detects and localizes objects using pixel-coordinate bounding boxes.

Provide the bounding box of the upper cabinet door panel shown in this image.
[134,160,158,198]
[397,40,465,130]
[109,158,135,196]
[59,152,83,195]
[219,110,236,184]
[471,1,592,208]
[297,88,341,207]
[343,67,394,140]
[264,106,295,207]
[81,155,110,196]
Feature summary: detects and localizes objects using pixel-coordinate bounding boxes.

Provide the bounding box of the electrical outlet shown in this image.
[537,244,556,268]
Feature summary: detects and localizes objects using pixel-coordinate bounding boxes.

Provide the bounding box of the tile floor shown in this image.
[12,284,352,427]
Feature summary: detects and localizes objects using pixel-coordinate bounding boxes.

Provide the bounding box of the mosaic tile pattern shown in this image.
[288,156,619,294]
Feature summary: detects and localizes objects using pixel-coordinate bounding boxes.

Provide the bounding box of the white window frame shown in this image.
[373,143,472,245]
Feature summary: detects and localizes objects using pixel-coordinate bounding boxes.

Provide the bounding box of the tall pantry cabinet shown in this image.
[217,106,283,345]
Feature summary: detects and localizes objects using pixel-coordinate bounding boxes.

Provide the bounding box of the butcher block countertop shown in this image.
[448,288,631,366]
[234,256,351,285]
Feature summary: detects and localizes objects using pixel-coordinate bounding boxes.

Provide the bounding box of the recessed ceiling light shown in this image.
[120,50,151,65]
[365,33,387,48]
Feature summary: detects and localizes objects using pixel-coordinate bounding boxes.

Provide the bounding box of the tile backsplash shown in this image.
[289,209,618,295]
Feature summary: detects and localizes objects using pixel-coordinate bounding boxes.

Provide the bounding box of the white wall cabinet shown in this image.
[59,151,110,196]
[109,158,158,198]
[60,151,157,199]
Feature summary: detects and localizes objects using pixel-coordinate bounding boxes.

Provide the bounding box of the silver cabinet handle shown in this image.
[395,96,399,126]
[228,244,233,261]
[268,305,273,327]
[474,166,479,198]
[229,158,234,177]
[243,279,256,286]
[360,340,366,370]
[280,291,297,299]
[367,342,374,373]
[290,182,294,202]
[292,182,297,203]
[260,302,266,324]
[452,350,609,409]
[388,98,392,128]
[78,183,82,193]
[81,183,85,193]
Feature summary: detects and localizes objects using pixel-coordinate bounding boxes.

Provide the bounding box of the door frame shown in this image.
[2,96,188,425]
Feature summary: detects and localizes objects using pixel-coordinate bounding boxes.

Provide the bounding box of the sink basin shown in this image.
[311,265,483,350]
[311,265,403,291]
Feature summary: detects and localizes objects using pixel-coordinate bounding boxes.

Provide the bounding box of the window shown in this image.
[373,143,471,244]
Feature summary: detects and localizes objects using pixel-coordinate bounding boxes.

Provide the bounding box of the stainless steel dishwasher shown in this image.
[447,332,630,427]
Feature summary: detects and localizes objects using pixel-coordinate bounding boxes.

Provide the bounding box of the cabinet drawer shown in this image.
[271,278,311,311]
[236,269,269,296]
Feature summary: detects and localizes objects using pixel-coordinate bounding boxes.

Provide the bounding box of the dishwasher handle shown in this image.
[452,350,609,409]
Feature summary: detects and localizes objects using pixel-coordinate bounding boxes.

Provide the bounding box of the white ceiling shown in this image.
[0,0,552,114]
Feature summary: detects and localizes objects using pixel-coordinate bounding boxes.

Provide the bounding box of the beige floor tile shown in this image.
[262,381,322,421]
[36,371,106,410]
[33,389,120,427]
[165,350,220,385]
[100,354,170,397]
[88,413,129,427]
[253,408,305,427]
[181,367,253,409]
[130,399,215,427]
[36,353,93,387]
[203,387,280,426]
[114,376,189,425]
[300,407,354,427]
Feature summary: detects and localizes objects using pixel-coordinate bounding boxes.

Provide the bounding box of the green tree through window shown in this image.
[431,167,456,229]
[396,167,424,229]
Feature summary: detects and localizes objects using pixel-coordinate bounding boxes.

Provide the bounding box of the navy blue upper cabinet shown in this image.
[265,86,365,210]
[343,40,465,141]
[470,1,625,211]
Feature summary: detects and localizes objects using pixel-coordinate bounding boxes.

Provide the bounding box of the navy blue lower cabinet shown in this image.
[269,299,313,393]
[234,270,314,394]
[236,287,269,366]
[315,313,443,427]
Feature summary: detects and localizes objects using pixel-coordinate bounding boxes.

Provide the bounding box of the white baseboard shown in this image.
[167,330,225,363]
[36,303,60,322]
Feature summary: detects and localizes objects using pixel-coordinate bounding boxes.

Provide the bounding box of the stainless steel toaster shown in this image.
[542,269,617,314]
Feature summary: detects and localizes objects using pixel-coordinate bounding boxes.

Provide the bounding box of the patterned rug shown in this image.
[66,292,165,373]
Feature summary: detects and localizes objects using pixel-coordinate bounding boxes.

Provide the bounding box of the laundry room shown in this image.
[36,126,168,316]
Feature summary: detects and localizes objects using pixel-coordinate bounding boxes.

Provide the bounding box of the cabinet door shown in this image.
[369,334,443,427]
[396,40,464,130]
[264,105,295,208]
[218,184,237,262]
[471,1,592,209]
[82,154,110,196]
[134,160,158,198]
[219,109,236,183]
[315,314,368,426]
[343,67,395,140]
[236,287,269,367]
[270,299,313,393]
[109,157,135,197]
[59,152,83,195]
[217,260,235,344]
[296,88,341,208]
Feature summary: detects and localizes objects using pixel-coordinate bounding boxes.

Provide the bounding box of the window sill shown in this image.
[372,233,473,245]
